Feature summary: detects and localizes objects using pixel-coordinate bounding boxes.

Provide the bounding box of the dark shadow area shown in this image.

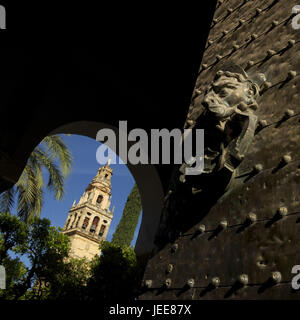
[274,116,289,128]
[218,12,232,24]
[243,169,259,183]
[190,229,205,240]
[255,124,266,135]
[175,284,191,298]
[208,225,223,241]
[264,24,277,35]
[278,45,292,57]
[0,3,219,270]
[257,278,276,294]
[236,220,252,234]
[290,287,300,294]
[199,283,216,297]
[155,285,168,296]
[265,0,280,11]
[154,164,234,249]
[278,79,292,90]
[265,213,282,228]
[283,15,294,26]
[257,54,275,67]
[224,281,244,298]
[271,160,287,174]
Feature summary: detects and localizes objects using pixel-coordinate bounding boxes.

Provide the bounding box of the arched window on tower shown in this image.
[90,216,100,233]
[82,217,90,230]
[99,224,106,237]
[96,195,103,204]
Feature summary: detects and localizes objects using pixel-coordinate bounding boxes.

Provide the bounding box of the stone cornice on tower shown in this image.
[63,228,104,244]
[69,201,113,220]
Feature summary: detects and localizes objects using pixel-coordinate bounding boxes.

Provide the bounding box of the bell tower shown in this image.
[62,161,114,260]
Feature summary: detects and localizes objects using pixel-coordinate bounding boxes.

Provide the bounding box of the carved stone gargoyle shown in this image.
[180,65,261,191]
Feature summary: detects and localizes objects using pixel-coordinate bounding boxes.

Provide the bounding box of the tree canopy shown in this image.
[111,184,142,247]
[0,214,143,300]
[0,213,71,300]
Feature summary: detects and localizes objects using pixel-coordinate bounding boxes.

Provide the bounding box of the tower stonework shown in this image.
[62,163,114,260]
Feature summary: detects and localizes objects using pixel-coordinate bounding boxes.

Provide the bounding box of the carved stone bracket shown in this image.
[180,64,261,191]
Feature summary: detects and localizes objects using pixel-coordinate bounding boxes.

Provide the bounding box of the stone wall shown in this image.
[68,232,101,260]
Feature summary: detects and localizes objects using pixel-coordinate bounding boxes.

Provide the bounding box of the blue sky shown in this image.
[39,134,142,247]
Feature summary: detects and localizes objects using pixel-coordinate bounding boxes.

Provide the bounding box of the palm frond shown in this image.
[42,135,73,177]
[0,187,16,213]
[16,164,43,222]
[2,134,72,223]
[33,147,65,200]
[28,151,44,189]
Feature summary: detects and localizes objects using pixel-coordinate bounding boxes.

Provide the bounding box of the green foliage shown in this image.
[0,212,29,299]
[111,184,142,247]
[87,241,143,301]
[0,212,28,263]
[0,135,73,223]
[36,257,91,300]
[1,257,27,299]
[35,241,143,301]
[0,212,71,300]
[0,213,144,300]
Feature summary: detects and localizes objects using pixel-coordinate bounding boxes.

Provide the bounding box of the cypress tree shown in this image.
[111,184,142,247]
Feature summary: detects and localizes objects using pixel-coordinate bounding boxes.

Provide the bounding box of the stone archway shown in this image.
[49,120,164,260]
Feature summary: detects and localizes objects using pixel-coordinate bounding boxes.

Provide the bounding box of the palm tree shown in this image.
[0,135,73,223]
